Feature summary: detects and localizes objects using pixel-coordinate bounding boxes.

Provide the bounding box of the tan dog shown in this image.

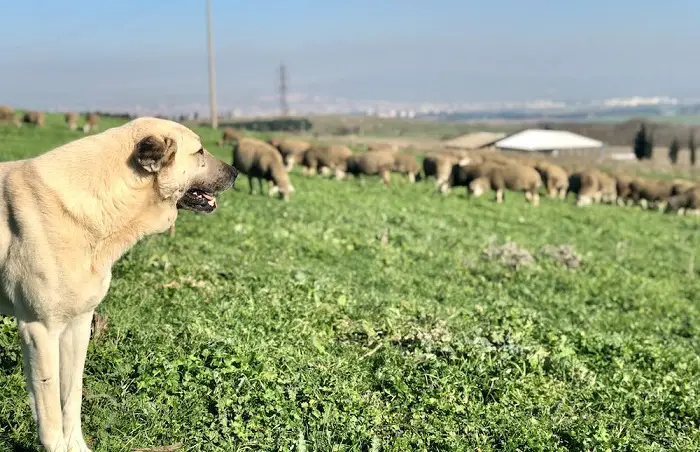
[0,117,237,451]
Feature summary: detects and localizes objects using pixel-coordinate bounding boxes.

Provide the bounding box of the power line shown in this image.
[206,0,218,128]
[279,63,289,117]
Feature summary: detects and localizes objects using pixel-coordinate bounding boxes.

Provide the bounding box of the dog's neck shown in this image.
[29,144,176,274]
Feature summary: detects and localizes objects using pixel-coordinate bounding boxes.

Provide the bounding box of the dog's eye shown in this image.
[196,148,204,155]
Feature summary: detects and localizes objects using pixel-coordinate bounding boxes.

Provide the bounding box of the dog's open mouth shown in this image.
[177,188,218,213]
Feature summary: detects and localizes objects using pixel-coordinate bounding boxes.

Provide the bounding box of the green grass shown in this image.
[1,116,700,451]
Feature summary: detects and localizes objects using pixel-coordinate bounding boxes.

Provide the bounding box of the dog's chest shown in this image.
[69,269,112,314]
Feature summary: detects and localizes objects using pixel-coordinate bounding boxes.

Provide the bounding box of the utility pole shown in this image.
[278,63,289,117]
[206,0,218,128]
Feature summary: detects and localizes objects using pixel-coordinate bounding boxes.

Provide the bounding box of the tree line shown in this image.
[633,123,697,165]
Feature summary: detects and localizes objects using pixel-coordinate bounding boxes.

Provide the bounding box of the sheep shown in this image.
[22,111,45,127]
[217,127,244,146]
[597,171,618,204]
[301,144,353,179]
[670,178,697,196]
[612,173,636,206]
[448,161,542,206]
[344,150,396,186]
[628,178,675,211]
[268,137,311,171]
[568,169,616,206]
[665,185,700,216]
[232,137,294,200]
[65,112,79,130]
[423,152,471,192]
[83,112,100,133]
[0,105,15,122]
[392,153,421,182]
[430,150,518,194]
[534,161,569,199]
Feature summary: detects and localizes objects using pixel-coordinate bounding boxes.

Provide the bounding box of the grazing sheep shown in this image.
[628,178,675,211]
[232,137,294,200]
[22,111,45,127]
[217,127,244,146]
[670,178,697,196]
[345,151,396,185]
[449,162,542,205]
[268,137,311,171]
[82,112,100,133]
[0,105,15,122]
[534,161,569,199]
[392,153,421,182]
[597,171,618,204]
[65,112,79,130]
[568,169,616,206]
[665,185,700,216]
[612,173,636,206]
[423,152,471,192]
[301,144,353,179]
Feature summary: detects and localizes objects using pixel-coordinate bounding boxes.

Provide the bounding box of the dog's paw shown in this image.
[65,437,92,452]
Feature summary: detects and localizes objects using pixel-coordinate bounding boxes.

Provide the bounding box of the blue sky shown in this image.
[2,0,700,111]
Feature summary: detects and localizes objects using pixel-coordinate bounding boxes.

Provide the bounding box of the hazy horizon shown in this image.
[3,0,700,111]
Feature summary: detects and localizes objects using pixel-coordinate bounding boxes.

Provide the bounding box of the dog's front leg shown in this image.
[60,311,94,452]
[17,318,68,451]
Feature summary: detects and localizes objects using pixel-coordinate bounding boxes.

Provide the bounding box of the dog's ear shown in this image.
[134,135,177,173]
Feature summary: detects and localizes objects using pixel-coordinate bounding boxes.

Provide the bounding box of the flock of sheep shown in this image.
[223,127,700,216]
[0,105,100,133]
[1,108,697,216]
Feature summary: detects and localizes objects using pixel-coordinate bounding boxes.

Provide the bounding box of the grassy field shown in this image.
[1,116,700,451]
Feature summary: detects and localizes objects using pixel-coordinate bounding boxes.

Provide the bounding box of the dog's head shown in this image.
[131,120,238,214]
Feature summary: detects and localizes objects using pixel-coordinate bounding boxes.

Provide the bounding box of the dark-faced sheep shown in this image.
[22,111,45,127]
[232,137,294,200]
[345,151,395,185]
[568,169,616,206]
[449,162,542,206]
[83,112,100,133]
[301,144,353,179]
[423,152,471,192]
[670,178,697,196]
[665,185,700,216]
[268,137,311,171]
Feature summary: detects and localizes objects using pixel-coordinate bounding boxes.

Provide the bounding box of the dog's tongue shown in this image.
[202,193,217,207]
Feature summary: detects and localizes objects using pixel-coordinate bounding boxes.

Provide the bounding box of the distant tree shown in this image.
[689,130,697,166]
[646,130,655,160]
[668,137,680,164]
[633,123,649,160]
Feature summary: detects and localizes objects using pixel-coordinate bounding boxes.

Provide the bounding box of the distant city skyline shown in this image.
[3,1,700,113]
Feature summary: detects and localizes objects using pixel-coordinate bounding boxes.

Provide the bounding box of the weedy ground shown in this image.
[1,116,700,451]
